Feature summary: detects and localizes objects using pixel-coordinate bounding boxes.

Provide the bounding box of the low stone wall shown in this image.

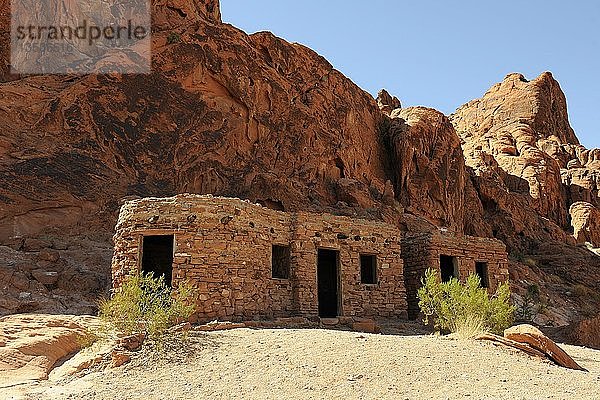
[401,232,509,319]
[112,194,407,323]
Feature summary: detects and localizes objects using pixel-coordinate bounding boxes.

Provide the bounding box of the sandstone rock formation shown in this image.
[569,202,600,246]
[450,72,600,329]
[385,107,466,232]
[377,89,401,115]
[504,324,586,371]
[0,314,96,386]
[570,315,600,350]
[452,72,600,242]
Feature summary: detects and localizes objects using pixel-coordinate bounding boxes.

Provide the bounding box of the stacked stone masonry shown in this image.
[112,194,509,323]
[401,232,510,319]
[111,195,408,323]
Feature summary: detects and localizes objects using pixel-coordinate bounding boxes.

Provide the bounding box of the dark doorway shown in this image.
[317,249,340,318]
[440,255,458,282]
[475,262,489,288]
[142,235,174,286]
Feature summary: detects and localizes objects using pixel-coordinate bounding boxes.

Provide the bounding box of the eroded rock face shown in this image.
[0,314,96,386]
[377,89,401,115]
[570,315,600,350]
[0,0,397,314]
[570,202,600,246]
[386,107,465,232]
[452,72,600,235]
[452,72,600,328]
[0,0,392,243]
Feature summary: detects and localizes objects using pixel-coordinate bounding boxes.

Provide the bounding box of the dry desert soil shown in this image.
[2,327,600,400]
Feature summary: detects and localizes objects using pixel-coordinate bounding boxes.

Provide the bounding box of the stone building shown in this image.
[111,194,509,323]
[401,232,510,319]
[111,194,407,323]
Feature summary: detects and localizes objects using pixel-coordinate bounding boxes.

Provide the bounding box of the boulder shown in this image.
[569,202,600,247]
[352,319,381,334]
[31,270,59,287]
[0,314,99,387]
[504,324,586,371]
[570,315,600,350]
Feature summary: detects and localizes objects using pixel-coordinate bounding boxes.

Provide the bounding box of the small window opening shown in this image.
[440,255,459,282]
[272,245,291,279]
[360,254,377,284]
[141,235,174,286]
[335,158,346,178]
[475,262,489,288]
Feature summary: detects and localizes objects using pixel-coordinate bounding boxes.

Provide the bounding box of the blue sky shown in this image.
[221,0,600,149]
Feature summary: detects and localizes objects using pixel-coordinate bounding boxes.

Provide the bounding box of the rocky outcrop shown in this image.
[452,72,600,328]
[570,315,600,350]
[570,202,600,246]
[386,107,466,232]
[153,0,221,28]
[377,89,401,115]
[504,324,586,371]
[0,314,96,386]
[452,72,599,236]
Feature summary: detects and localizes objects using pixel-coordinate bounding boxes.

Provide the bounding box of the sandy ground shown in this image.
[2,327,600,400]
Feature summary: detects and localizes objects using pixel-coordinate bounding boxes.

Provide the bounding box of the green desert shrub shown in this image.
[99,272,196,340]
[167,32,181,44]
[515,283,543,322]
[417,268,514,336]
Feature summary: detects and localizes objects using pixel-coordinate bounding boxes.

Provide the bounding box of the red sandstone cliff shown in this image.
[0,0,599,335]
[0,0,396,314]
[450,72,600,329]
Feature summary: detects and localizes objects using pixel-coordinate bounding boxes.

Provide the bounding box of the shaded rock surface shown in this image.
[570,315,600,350]
[385,107,466,232]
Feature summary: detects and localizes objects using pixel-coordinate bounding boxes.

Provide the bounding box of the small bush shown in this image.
[99,272,196,341]
[167,32,181,44]
[510,251,537,267]
[515,284,542,322]
[77,328,100,349]
[417,268,514,335]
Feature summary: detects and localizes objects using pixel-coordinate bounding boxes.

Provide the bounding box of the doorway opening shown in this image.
[440,255,458,282]
[317,249,340,318]
[475,261,489,288]
[141,235,174,286]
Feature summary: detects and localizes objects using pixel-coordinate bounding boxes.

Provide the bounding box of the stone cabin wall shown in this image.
[401,232,510,319]
[111,195,407,323]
